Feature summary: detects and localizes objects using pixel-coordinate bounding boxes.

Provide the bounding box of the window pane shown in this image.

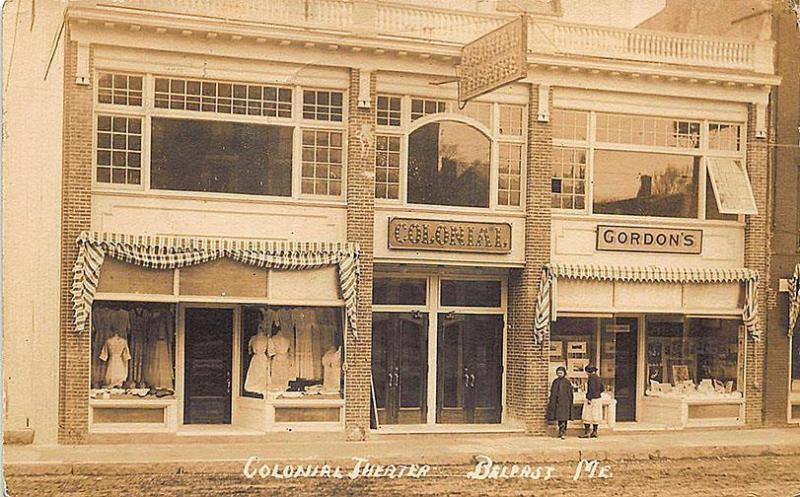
[440,280,500,307]
[373,278,427,305]
[552,109,588,141]
[645,317,741,395]
[407,121,490,208]
[91,302,175,394]
[150,118,292,196]
[705,177,737,221]
[240,306,343,399]
[593,150,699,218]
[706,158,757,215]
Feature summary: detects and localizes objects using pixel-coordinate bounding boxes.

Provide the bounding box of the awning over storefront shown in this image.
[534,263,760,343]
[71,232,361,337]
[788,263,800,337]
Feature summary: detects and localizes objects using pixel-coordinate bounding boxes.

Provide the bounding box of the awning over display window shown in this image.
[533,263,760,343]
[788,263,800,337]
[72,232,361,337]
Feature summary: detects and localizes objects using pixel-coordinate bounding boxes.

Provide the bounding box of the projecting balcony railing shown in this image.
[89,0,775,74]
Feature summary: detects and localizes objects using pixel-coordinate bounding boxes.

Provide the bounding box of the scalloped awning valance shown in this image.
[71,232,361,337]
[533,263,760,344]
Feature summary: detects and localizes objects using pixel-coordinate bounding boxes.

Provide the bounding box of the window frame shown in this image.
[93,71,348,203]
[374,96,527,212]
[551,108,746,223]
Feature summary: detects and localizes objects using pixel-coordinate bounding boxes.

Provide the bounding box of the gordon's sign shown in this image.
[596,225,702,254]
[389,218,512,254]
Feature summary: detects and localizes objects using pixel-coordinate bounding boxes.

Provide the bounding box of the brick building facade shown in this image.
[2,1,781,445]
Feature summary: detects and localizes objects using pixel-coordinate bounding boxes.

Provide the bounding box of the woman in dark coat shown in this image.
[579,365,603,438]
[547,366,573,439]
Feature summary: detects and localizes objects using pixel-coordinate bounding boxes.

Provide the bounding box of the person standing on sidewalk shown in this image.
[547,366,573,439]
[579,365,603,438]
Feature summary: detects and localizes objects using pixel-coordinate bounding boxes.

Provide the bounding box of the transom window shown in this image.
[377,95,402,126]
[551,109,749,220]
[154,77,292,118]
[410,98,447,121]
[375,135,401,199]
[95,72,346,199]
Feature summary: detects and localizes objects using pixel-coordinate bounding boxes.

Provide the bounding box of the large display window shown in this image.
[645,316,742,399]
[90,302,176,399]
[240,306,343,400]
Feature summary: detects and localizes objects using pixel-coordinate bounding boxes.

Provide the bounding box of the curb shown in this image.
[5,444,800,477]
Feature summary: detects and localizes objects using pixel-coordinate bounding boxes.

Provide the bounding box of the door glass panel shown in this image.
[371,314,392,411]
[470,315,503,410]
[373,278,427,305]
[439,318,464,409]
[603,317,638,422]
[399,319,427,408]
[440,280,501,307]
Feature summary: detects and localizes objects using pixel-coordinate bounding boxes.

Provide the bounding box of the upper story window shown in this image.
[551,109,751,221]
[375,96,526,209]
[94,72,346,199]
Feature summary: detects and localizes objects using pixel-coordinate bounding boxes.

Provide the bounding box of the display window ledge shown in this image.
[89,398,177,407]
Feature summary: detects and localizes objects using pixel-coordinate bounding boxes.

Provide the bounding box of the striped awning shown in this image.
[72,232,361,337]
[533,263,760,343]
[788,263,800,337]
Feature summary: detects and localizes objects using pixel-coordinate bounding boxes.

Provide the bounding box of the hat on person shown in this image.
[585,365,598,373]
[555,366,567,375]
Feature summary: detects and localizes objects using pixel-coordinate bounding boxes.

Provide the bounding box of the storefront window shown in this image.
[645,316,741,397]
[150,118,293,196]
[407,121,491,208]
[549,318,598,402]
[440,280,501,308]
[90,302,176,398]
[593,150,699,218]
[240,306,343,399]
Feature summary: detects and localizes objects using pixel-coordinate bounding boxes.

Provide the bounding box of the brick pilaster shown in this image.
[59,34,94,444]
[507,84,552,435]
[344,68,376,440]
[744,103,770,426]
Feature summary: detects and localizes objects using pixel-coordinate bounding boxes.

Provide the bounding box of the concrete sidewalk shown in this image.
[4,427,800,476]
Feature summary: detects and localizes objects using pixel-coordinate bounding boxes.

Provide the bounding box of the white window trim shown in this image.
[93,70,348,203]
[551,108,747,224]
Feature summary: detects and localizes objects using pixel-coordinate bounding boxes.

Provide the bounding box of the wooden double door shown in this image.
[183,307,233,424]
[372,312,503,425]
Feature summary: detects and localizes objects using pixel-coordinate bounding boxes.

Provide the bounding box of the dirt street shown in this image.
[5,454,800,497]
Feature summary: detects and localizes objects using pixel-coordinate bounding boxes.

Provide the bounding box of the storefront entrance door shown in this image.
[372,312,428,424]
[436,314,503,424]
[184,308,233,424]
[612,317,639,422]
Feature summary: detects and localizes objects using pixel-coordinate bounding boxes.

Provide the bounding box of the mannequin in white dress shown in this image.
[321,346,342,393]
[100,333,131,388]
[269,321,292,392]
[244,323,273,395]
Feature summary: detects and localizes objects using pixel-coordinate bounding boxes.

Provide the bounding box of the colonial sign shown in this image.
[596,225,702,255]
[458,15,528,105]
[389,218,512,254]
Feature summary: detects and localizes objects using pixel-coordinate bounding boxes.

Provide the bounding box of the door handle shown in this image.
[388,372,394,388]
[393,372,400,387]
[464,373,470,386]
[469,374,476,388]
[226,371,231,393]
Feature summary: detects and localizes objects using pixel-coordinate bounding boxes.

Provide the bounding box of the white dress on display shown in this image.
[292,309,315,379]
[269,334,292,391]
[100,334,131,387]
[244,332,272,394]
[321,346,342,393]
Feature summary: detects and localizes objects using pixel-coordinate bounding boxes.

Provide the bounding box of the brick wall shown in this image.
[59,35,93,444]
[506,84,552,435]
[344,68,376,441]
[744,103,770,427]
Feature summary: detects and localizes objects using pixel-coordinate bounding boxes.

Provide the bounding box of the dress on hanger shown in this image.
[269,334,292,391]
[144,313,173,389]
[100,334,131,387]
[128,307,149,385]
[91,307,112,387]
[292,309,315,379]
